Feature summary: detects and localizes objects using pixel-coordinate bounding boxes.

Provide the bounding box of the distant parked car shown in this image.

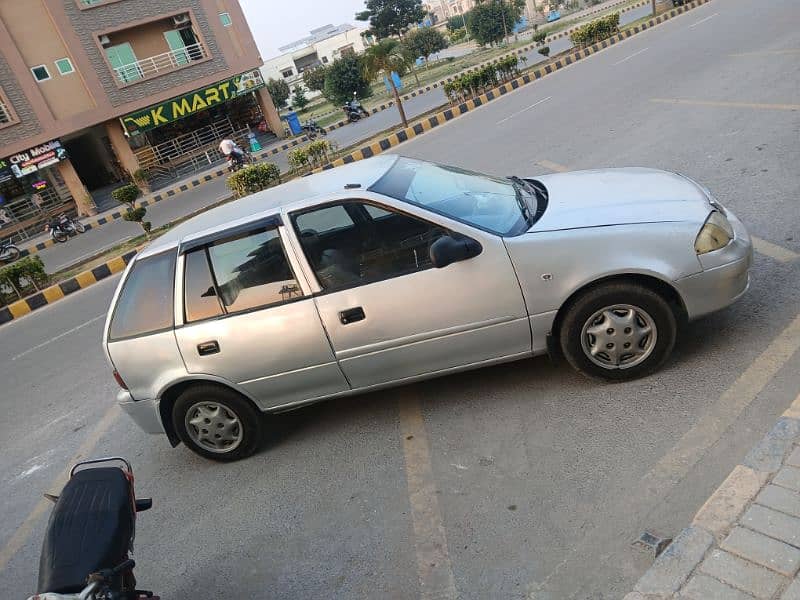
[104,155,752,460]
[547,10,561,22]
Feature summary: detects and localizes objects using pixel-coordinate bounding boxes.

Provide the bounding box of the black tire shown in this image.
[173,384,264,462]
[558,282,677,381]
[1,245,20,263]
[53,230,68,243]
[73,220,86,233]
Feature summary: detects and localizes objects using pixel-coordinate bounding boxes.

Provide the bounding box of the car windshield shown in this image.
[370,157,541,235]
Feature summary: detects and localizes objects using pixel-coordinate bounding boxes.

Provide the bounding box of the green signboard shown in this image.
[120,69,265,135]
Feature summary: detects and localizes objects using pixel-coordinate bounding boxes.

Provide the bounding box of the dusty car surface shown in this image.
[103,155,752,460]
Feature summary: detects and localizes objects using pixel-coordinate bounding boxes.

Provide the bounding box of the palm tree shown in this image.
[362,39,409,128]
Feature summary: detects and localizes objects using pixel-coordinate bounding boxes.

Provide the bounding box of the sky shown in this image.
[240,0,366,59]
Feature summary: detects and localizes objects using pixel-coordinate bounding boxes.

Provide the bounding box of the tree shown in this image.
[302,66,328,93]
[112,184,151,239]
[356,0,426,39]
[265,78,290,109]
[323,54,372,105]
[363,39,409,127]
[292,85,309,111]
[467,0,524,47]
[446,14,469,33]
[402,27,448,68]
[397,39,421,87]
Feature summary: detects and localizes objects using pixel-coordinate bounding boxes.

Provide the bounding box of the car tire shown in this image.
[173,384,264,461]
[559,282,677,381]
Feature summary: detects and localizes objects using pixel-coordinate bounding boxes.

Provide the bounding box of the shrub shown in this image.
[449,28,466,44]
[532,31,547,44]
[570,13,620,47]
[113,184,151,238]
[227,163,281,197]
[111,183,140,206]
[538,46,550,57]
[292,85,309,111]
[287,147,309,171]
[0,255,48,300]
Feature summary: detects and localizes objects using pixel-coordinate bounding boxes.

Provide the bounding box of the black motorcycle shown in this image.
[0,239,20,263]
[226,147,252,173]
[302,119,327,139]
[46,214,85,243]
[34,457,156,600]
[343,94,370,123]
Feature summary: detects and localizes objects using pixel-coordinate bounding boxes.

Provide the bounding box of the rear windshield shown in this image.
[108,252,177,341]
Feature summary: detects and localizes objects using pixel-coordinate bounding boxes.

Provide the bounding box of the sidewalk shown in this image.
[627,393,800,599]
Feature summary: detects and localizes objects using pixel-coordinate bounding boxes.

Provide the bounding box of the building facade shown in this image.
[422,0,477,24]
[261,24,370,100]
[0,0,282,242]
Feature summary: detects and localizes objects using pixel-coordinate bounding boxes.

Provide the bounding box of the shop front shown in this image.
[0,140,79,242]
[117,69,283,184]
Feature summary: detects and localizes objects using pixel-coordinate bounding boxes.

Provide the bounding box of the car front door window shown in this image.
[293,201,443,291]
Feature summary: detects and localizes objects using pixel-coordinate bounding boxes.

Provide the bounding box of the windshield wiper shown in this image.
[507,176,535,226]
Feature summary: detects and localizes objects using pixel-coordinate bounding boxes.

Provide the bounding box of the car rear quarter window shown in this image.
[109,252,176,341]
[184,249,224,323]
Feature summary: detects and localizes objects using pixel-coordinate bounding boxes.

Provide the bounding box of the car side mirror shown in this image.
[430,235,482,269]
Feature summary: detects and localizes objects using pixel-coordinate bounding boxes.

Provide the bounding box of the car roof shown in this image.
[140,154,399,257]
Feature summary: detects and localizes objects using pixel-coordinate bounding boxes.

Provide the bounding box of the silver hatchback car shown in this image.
[103,155,752,460]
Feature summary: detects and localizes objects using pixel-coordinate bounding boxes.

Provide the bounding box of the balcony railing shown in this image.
[113,42,208,85]
[0,101,12,125]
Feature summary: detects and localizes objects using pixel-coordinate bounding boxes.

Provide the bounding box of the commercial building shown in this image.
[0,0,282,242]
[422,0,477,24]
[261,24,371,98]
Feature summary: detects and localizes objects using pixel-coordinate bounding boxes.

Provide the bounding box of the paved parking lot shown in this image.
[1,0,798,597]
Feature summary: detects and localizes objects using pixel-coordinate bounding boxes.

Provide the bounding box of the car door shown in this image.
[173,217,350,411]
[287,199,531,389]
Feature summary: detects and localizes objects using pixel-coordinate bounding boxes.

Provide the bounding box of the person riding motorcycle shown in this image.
[219,138,246,168]
[44,215,64,234]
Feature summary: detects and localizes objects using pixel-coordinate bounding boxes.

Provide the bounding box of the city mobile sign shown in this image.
[120,69,265,135]
[0,139,68,181]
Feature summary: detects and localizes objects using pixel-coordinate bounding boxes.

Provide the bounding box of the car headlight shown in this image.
[695,211,734,254]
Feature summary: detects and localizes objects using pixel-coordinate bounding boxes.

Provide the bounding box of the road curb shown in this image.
[312,0,711,174]
[0,250,137,326]
[11,0,649,260]
[626,394,800,599]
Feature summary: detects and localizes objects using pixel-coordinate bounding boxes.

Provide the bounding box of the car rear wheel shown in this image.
[173,384,263,461]
[559,282,677,381]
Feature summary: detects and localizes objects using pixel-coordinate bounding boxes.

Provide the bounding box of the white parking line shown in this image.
[11,314,105,361]
[688,12,718,28]
[496,96,551,125]
[752,236,800,264]
[613,47,649,65]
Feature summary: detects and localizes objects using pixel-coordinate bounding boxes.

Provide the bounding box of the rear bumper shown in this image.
[117,390,165,435]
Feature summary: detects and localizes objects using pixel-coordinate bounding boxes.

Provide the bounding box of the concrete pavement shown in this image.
[1,0,799,597]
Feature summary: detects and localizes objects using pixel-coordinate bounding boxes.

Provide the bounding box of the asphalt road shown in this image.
[31,3,652,275]
[2,0,799,598]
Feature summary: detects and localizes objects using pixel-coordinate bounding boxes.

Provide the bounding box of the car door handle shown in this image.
[339,307,365,325]
[197,341,220,356]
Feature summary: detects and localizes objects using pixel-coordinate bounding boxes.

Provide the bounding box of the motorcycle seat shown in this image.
[37,467,134,594]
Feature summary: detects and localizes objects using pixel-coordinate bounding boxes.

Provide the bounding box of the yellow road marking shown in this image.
[651,98,800,111]
[42,285,64,304]
[399,392,457,600]
[7,300,32,319]
[730,49,800,57]
[536,160,570,173]
[0,404,121,572]
[751,236,799,263]
[640,312,800,498]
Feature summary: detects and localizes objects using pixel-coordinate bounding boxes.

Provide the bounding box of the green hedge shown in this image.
[443,55,520,104]
[227,163,282,197]
[570,13,620,47]
[0,255,48,306]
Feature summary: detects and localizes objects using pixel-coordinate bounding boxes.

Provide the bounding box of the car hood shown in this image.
[527,168,712,232]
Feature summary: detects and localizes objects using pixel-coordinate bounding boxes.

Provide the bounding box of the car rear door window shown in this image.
[206,228,301,314]
[184,249,224,323]
[109,252,176,341]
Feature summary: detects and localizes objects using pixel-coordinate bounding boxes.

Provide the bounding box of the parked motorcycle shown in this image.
[46,214,85,243]
[30,457,156,600]
[0,239,20,263]
[301,119,327,140]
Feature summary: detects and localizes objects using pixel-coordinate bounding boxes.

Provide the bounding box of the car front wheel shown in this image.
[559,282,677,381]
[173,384,264,461]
